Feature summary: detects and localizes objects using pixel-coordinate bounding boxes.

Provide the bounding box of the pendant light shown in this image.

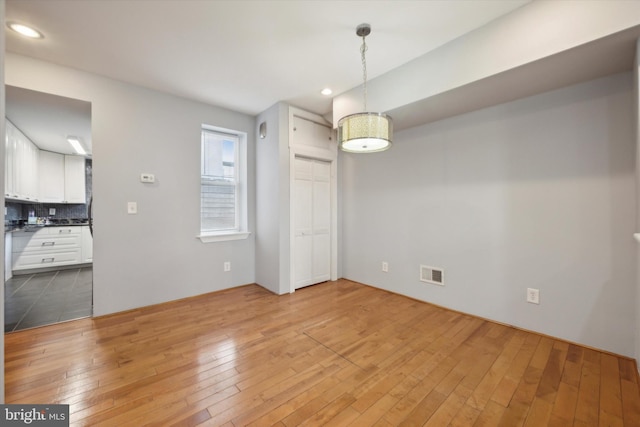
[338,23,393,153]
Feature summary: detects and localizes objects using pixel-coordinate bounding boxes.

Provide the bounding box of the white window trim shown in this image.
[198,231,251,243]
[198,124,249,243]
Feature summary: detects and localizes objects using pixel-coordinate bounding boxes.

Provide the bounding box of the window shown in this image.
[199,126,249,242]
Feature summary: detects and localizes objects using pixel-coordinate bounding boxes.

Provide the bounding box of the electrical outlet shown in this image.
[140,173,155,183]
[224,261,231,272]
[527,288,540,304]
[127,202,137,214]
[49,208,56,216]
[382,262,389,272]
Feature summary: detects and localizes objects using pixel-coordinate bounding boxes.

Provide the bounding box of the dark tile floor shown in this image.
[5,267,93,332]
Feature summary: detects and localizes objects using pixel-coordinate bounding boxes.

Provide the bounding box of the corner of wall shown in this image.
[255,103,283,294]
[278,103,291,294]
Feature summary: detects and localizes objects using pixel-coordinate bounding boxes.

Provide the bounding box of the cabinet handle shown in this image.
[58,229,72,234]
[41,241,55,246]
[41,258,55,263]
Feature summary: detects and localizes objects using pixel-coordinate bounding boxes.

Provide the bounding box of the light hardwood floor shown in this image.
[5,280,640,426]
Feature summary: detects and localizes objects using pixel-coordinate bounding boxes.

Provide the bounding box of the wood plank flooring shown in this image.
[5,279,640,426]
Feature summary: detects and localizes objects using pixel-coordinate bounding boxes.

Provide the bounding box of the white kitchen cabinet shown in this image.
[38,150,65,202]
[12,226,83,271]
[37,152,86,203]
[5,120,39,202]
[5,120,16,198]
[23,138,40,201]
[5,232,12,281]
[64,155,86,203]
[81,225,93,263]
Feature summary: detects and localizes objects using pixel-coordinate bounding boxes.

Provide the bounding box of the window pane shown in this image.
[201,129,238,232]
[201,182,236,231]
[202,131,236,180]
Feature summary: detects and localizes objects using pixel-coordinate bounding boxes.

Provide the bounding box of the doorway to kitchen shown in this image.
[4,86,93,332]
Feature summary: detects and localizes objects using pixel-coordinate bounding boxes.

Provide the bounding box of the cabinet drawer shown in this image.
[13,233,81,253]
[41,226,81,236]
[12,249,82,270]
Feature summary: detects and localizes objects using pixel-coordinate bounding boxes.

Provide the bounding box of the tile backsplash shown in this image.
[15,202,89,220]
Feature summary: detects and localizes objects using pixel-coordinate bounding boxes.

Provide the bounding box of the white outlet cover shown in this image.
[140,173,155,183]
[127,202,138,214]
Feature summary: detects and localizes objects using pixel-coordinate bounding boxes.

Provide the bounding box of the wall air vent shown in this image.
[420,265,444,286]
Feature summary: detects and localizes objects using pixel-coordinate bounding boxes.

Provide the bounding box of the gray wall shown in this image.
[255,102,290,294]
[341,72,636,357]
[6,53,256,316]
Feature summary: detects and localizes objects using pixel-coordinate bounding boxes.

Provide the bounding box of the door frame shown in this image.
[288,107,338,293]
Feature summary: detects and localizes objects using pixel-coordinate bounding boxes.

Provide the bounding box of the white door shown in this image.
[294,157,331,289]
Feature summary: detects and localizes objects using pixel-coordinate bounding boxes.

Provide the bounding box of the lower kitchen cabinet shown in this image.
[12,226,91,271]
[81,225,93,263]
[5,232,12,281]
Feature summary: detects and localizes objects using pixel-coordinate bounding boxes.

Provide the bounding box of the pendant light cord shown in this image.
[361,34,368,111]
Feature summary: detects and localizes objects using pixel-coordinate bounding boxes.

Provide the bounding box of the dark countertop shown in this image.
[5,220,90,233]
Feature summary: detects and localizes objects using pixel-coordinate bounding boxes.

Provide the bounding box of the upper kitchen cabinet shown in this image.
[5,119,39,202]
[5,120,16,198]
[63,155,86,203]
[39,151,85,204]
[38,150,64,202]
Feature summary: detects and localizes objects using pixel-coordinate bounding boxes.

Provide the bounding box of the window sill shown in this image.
[198,231,251,243]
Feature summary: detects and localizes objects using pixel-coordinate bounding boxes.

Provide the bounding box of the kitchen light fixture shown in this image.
[67,136,86,155]
[337,23,392,153]
[321,88,332,96]
[6,21,44,39]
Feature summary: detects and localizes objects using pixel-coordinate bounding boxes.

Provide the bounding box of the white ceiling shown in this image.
[5,0,531,119]
[6,85,92,156]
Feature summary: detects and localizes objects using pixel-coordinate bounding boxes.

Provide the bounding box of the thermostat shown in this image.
[140,173,155,183]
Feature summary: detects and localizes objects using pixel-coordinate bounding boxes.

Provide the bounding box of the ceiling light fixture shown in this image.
[6,21,44,39]
[321,88,332,96]
[337,23,392,153]
[67,136,86,155]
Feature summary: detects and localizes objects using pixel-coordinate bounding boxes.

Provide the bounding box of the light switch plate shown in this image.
[527,288,540,304]
[127,202,137,214]
[49,208,56,216]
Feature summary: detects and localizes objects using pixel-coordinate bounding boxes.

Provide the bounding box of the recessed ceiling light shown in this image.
[321,88,332,96]
[6,21,44,39]
[67,136,86,155]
